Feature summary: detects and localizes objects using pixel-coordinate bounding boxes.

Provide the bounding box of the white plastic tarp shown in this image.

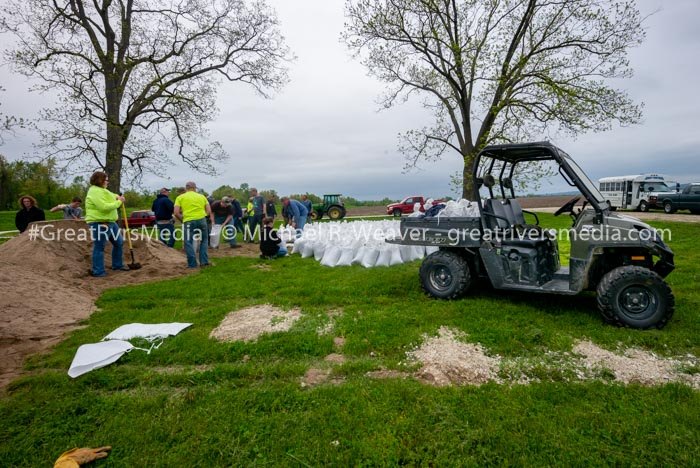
[68,340,135,378]
[104,323,192,341]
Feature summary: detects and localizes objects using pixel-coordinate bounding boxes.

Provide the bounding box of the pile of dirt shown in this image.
[407,327,501,386]
[0,220,189,388]
[209,304,302,342]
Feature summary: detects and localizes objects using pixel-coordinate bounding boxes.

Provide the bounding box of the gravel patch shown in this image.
[366,369,410,380]
[407,327,500,386]
[574,340,700,388]
[209,305,301,342]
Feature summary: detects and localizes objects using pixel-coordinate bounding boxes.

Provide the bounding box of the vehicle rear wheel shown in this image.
[419,251,471,299]
[663,202,676,214]
[690,209,700,215]
[596,266,674,329]
[310,210,321,221]
[327,206,343,220]
[638,200,649,212]
[392,208,402,217]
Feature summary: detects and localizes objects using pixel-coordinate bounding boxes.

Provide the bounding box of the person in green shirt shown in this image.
[85,171,127,277]
[174,181,214,268]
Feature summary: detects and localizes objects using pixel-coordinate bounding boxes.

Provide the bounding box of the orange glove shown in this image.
[54,446,112,467]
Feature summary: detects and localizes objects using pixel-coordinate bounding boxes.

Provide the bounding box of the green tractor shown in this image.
[310,194,347,220]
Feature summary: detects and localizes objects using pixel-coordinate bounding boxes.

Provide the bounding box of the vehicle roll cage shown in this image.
[472,141,608,221]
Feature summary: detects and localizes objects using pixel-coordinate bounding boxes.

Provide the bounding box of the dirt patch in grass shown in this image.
[574,340,700,388]
[208,242,266,259]
[0,220,190,389]
[408,327,500,386]
[209,305,302,342]
[301,367,344,388]
[333,337,346,349]
[324,353,346,364]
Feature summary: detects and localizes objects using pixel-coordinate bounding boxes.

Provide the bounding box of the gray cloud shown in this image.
[1,0,698,200]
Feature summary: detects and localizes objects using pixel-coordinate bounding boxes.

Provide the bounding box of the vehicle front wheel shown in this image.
[596,266,674,329]
[663,202,676,214]
[638,200,649,212]
[327,206,343,220]
[419,251,471,299]
[392,208,402,217]
[310,210,322,221]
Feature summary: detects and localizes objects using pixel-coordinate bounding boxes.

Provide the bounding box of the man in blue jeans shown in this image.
[281,197,308,236]
[247,188,266,243]
[151,187,175,247]
[210,197,239,248]
[174,181,213,268]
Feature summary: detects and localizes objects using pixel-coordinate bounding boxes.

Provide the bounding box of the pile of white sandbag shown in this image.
[291,220,438,268]
[409,198,480,218]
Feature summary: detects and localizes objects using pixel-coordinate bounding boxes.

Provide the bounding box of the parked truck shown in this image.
[652,183,700,214]
[386,196,444,217]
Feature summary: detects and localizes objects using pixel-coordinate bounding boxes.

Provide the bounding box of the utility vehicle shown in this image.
[390,142,675,329]
[310,194,346,220]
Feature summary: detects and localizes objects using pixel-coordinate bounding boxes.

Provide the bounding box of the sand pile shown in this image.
[574,340,700,388]
[209,305,302,342]
[0,220,189,388]
[407,327,500,386]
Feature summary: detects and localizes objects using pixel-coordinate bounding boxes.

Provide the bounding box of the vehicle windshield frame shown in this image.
[556,150,609,210]
[474,143,610,213]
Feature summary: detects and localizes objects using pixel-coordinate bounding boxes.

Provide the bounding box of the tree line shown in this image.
[0,155,398,211]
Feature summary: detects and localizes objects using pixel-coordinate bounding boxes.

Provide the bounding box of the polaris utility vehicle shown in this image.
[390,142,675,329]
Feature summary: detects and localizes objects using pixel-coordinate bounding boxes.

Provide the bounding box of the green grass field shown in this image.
[0,214,698,465]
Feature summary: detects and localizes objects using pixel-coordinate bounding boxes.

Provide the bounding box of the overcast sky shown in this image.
[1,0,699,200]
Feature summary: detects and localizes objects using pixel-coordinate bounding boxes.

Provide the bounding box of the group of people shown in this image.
[13,173,316,274]
[14,196,83,233]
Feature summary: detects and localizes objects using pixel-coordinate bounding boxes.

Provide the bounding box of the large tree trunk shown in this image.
[104,127,124,193]
[104,75,123,193]
[462,152,477,200]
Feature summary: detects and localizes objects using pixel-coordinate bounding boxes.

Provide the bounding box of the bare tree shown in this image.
[343,0,645,197]
[1,0,291,192]
[0,86,25,146]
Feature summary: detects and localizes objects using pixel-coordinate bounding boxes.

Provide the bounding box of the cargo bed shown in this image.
[386,216,482,247]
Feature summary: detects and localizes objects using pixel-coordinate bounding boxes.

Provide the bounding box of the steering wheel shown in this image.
[554,196,581,216]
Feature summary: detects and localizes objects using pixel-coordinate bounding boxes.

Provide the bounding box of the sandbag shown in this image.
[426,246,439,255]
[389,246,403,266]
[301,241,315,258]
[360,247,380,268]
[313,243,326,261]
[375,248,392,267]
[209,224,222,249]
[336,247,354,266]
[320,245,342,267]
[352,245,366,264]
[104,323,192,342]
[68,340,135,378]
[399,244,414,262]
[292,238,306,254]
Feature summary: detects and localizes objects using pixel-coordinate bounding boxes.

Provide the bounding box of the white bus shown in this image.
[598,174,677,211]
